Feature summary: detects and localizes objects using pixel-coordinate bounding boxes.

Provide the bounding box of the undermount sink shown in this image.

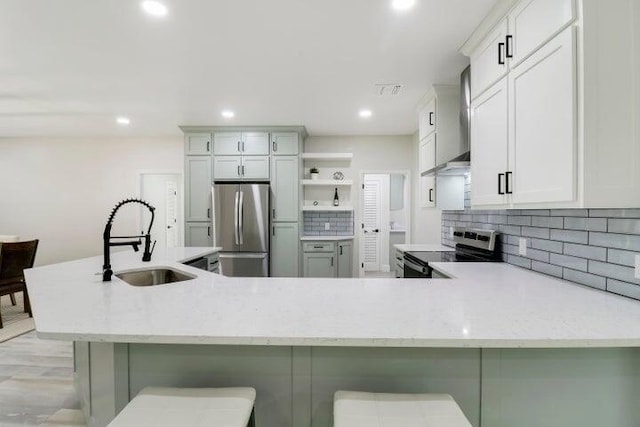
[115,268,196,287]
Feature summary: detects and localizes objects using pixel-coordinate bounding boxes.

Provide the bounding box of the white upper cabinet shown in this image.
[214,132,270,155]
[465,0,640,208]
[470,78,509,207]
[271,132,299,156]
[508,0,575,67]
[509,27,576,205]
[419,133,436,175]
[470,19,509,100]
[418,98,436,141]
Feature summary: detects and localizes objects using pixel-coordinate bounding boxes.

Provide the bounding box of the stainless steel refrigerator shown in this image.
[212,183,269,277]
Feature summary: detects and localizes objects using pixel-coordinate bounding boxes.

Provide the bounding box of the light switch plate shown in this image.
[324,223,330,231]
[519,238,527,256]
[635,255,640,279]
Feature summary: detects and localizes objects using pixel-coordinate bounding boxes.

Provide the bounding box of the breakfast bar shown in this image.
[25,249,640,427]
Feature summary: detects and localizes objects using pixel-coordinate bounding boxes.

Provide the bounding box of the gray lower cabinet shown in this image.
[337,241,352,278]
[271,223,299,277]
[185,222,212,247]
[303,251,337,278]
[303,240,353,278]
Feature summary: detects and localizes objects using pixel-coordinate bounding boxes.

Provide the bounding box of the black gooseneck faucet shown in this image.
[103,198,156,281]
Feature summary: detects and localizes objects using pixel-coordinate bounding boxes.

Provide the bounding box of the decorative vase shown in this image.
[310,173,319,180]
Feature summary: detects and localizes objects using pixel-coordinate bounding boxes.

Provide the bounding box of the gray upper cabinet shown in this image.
[185,133,212,155]
[214,156,269,181]
[186,156,212,221]
[271,156,299,222]
[337,241,353,278]
[213,132,270,156]
[241,156,270,180]
[271,132,299,156]
[213,156,242,180]
[242,132,270,155]
[271,222,299,277]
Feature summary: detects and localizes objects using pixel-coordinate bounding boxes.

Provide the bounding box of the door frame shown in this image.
[358,169,412,278]
[137,170,185,248]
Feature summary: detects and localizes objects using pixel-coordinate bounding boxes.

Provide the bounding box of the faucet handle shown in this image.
[150,240,157,255]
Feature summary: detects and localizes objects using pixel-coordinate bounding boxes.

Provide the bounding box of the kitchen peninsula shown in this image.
[25,249,640,427]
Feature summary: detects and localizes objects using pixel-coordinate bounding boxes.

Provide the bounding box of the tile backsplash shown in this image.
[442,207,640,301]
[303,211,354,236]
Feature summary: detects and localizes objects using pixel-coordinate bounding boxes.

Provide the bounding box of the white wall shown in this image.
[411,132,442,244]
[0,137,183,265]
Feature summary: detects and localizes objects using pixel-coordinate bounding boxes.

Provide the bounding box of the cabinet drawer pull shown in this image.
[498,173,505,195]
[498,42,505,65]
[429,112,434,126]
[313,245,324,249]
[506,171,513,194]
[506,35,513,58]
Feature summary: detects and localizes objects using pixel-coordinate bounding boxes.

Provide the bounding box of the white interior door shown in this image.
[165,181,178,248]
[140,173,182,251]
[362,174,390,272]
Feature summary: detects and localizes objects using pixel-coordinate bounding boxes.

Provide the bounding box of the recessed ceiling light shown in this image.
[392,0,416,11]
[116,117,131,125]
[359,110,373,118]
[141,1,168,17]
[222,110,235,119]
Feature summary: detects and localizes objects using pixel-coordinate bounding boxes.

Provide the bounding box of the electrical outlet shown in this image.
[519,238,527,256]
[324,222,330,231]
[635,255,640,279]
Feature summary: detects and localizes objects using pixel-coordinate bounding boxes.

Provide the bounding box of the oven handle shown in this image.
[403,257,427,274]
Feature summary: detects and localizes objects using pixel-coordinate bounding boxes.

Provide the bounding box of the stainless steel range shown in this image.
[403,227,502,279]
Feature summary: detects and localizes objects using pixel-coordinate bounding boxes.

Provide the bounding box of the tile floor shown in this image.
[0,331,85,426]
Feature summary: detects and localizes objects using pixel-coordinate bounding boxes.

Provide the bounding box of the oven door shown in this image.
[403,256,432,278]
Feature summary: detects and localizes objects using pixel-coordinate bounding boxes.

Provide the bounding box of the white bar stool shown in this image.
[334,391,472,427]
[108,387,256,427]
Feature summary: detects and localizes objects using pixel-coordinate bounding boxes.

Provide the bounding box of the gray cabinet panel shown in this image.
[213,156,242,180]
[185,222,212,247]
[271,156,299,222]
[337,241,353,278]
[242,132,270,155]
[271,132,299,155]
[271,223,299,277]
[185,156,212,221]
[185,133,212,155]
[303,252,336,277]
[242,156,270,180]
[213,132,242,155]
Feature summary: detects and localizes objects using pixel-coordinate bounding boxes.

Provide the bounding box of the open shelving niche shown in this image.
[301,153,353,212]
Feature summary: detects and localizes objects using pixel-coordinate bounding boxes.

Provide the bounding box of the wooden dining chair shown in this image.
[0,240,39,328]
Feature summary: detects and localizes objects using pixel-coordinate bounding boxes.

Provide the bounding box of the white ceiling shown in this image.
[0,0,495,137]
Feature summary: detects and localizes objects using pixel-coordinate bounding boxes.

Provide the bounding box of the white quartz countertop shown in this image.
[393,244,455,253]
[300,236,354,241]
[25,248,640,348]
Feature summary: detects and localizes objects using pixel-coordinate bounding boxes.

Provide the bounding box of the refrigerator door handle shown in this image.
[234,191,240,245]
[238,191,244,245]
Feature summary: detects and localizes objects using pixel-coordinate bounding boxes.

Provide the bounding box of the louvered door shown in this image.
[362,176,383,271]
[165,180,178,248]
